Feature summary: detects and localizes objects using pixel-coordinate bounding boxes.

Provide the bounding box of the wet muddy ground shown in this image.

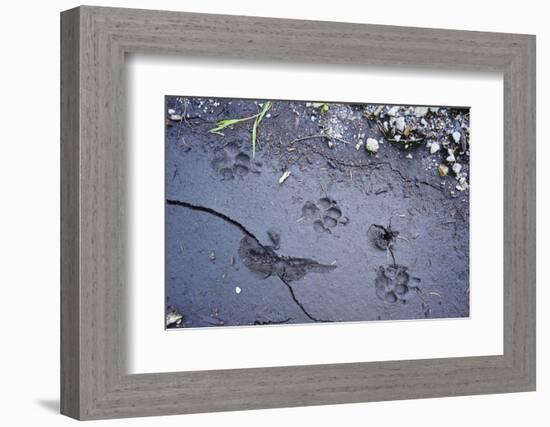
[165,96,470,328]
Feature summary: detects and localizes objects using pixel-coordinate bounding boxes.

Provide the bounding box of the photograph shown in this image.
[165,96,470,328]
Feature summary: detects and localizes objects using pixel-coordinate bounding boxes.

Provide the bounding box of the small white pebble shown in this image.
[365,138,379,153]
[395,116,406,132]
[406,153,413,159]
[430,142,440,154]
[235,286,242,294]
[387,106,399,116]
[452,131,462,143]
[452,163,462,174]
[414,106,429,117]
[167,108,176,115]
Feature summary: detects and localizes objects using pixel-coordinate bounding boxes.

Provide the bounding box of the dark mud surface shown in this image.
[165,97,470,328]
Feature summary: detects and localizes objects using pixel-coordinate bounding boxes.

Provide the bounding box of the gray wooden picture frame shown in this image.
[60,5,536,420]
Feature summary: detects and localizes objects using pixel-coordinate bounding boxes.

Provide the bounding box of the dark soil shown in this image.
[165,96,470,328]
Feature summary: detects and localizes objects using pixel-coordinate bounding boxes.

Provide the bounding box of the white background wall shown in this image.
[0,0,547,425]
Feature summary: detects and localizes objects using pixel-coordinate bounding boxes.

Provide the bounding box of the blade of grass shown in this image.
[251,101,272,157]
[209,116,256,134]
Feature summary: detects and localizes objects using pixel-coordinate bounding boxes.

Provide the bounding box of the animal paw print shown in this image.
[301,197,349,234]
[374,264,412,303]
[211,141,261,180]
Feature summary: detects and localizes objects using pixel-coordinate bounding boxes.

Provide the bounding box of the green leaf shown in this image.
[311,102,329,114]
[209,118,248,134]
[251,101,272,157]
[208,101,272,157]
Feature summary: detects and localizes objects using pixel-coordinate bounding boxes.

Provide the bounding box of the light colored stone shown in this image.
[166,310,183,327]
[414,106,429,117]
[452,163,462,174]
[387,106,399,116]
[452,131,462,144]
[395,116,406,132]
[365,138,379,153]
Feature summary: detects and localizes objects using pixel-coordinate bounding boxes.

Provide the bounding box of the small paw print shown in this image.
[301,197,349,234]
[211,141,261,180]
[374,264,412,303]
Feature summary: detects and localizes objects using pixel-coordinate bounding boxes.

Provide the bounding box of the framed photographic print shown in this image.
[61,6,536,420]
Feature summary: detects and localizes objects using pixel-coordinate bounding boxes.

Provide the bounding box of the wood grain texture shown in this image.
[60,5,536,420]
[60,7,80,419]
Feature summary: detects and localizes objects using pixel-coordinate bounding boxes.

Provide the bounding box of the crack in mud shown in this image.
[308,148,447,196]
[166,199,334,322]
[166,199,257,239]
[278,275,325,322]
